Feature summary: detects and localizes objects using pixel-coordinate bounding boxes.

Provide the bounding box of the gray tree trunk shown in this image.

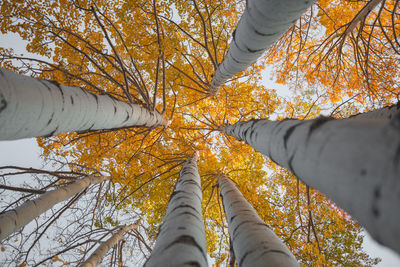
[0,69,169,140]
[0,175,110,240]
[80,221,140,267]
[144,152,208,267]
[209,0,315,94]
[223,112,400,254]
[219,174,299,267]
[348,102,400,120]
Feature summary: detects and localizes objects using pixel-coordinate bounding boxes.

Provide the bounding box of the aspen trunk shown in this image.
[0,69,169,140]
[209,0,315,94]
[144,152,208,267]
[224,113,400,254]
[0,175,109,240]
[219,174,299,267]
[80,221,140,267]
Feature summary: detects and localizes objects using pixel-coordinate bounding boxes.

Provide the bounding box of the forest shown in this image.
[0,0,399,266]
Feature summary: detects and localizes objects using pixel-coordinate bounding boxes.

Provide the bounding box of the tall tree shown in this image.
[0,174,109,240]
[144,152,208,267]
[0,69,169,140]
[80,221,140,267]
[209,0,316,94]
[219,174,299,266]
[222,112,400,254]
[0,164,151,266]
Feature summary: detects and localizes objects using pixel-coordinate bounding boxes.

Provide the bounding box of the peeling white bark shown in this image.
[224,112,400,254]
[144,152,208,267]
[80,221,140,267]
[219,175,299,267]
[0,175,109,240]
[209,0,315,93]
[0,69,169,140]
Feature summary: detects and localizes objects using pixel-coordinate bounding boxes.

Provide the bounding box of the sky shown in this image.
[2,26,400,266]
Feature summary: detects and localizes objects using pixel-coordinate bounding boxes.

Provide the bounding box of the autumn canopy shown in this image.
[0,0,399,266]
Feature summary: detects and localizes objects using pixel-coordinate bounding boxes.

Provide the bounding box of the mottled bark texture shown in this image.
[80,221,140,267]
[0,175,109,240]
[0,69,169,140]
[224,112,400,254]
[209,0,315,94]
[219,175,299,267]
[144,152,208,267]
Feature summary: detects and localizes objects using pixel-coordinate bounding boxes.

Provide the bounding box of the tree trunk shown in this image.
[80,221,140,267]
[209,0,315,94]
[348,102,400,120]
[223,113,400,254]
[0,175,110,240]
[0,69,169,140]
[144,152,208,267]
[219,174,299,267]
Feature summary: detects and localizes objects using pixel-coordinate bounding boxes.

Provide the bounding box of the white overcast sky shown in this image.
[1,28,400,266]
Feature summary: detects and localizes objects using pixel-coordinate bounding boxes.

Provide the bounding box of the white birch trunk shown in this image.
[224,113,400,254]
[0,175,109,240]
[209,0,315,94]
[0,69,169,140]
[219,174,299,267]
[144,152,208,267]
[80,221,140,267]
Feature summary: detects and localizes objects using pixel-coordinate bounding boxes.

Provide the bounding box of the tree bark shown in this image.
[80,221,140,267]
[0,175,110,240]
[144,152,208,267]
[348,102,400,120]
[223,112,400,254]
[0,69,169,140]
[219,174,299,267]
[209,0,315,94]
